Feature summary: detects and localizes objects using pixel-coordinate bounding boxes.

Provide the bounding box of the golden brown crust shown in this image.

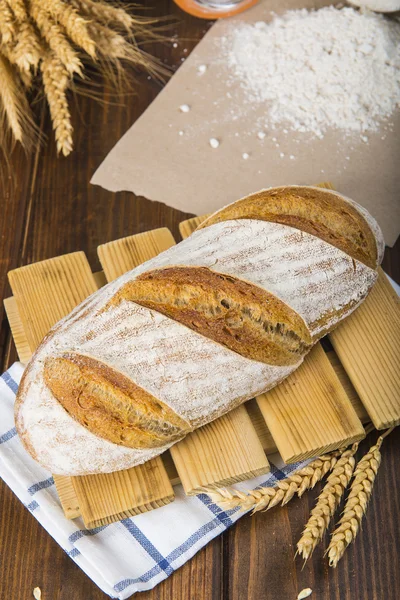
[108,266,312,366]
[43,353,191,449]
[196,187,378,269]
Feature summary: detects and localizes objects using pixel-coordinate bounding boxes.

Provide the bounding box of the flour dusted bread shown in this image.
[15,186,384,475]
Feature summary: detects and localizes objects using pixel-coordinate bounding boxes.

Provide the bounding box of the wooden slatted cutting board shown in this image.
[4,186,400,528]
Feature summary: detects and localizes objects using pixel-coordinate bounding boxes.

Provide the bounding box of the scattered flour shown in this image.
[226,6,400,138]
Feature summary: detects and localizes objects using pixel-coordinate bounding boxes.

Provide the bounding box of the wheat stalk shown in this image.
[0,0,163,155]
[73,0,135,32]
[205,453,339,514]
[87,22,128,59]
[0,52,37,144]
[0,0,16,45]
[30,0,83,76]
[297,443,358,561]
[85,20,162,89]
[6,0,27,21]
[3,0,40,74]
[41,52,73,156]
[13,20,42,73]
[36,0,96,58]
[327,428,394,568]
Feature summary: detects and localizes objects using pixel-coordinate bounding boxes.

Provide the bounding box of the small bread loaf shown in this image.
[15,186,384,475]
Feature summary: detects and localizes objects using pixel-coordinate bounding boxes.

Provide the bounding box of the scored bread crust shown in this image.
[112,219,378,338]
[44,353,192,448]
[107,266,313,366]
[14,187,384,475]
[197,186,384,269]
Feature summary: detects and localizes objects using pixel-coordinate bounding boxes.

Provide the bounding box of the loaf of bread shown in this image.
[15,186,384,475]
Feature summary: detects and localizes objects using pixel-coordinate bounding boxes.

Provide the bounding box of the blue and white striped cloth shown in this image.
[0,362,309,598]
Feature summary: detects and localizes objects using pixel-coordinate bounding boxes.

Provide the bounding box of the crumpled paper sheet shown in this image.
[91,0,400,247]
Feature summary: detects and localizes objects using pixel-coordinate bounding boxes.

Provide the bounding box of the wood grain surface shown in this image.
[330,267,400,429]
[0,2,399,599]
[256,343,365,462]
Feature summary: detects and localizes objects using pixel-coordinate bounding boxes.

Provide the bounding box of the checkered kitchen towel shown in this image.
[0,363,311,598]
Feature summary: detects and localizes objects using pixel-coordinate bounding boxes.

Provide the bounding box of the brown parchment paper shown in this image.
[91,0,400,246]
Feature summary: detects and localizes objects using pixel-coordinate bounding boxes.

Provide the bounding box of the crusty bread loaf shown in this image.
[15,186,384,475]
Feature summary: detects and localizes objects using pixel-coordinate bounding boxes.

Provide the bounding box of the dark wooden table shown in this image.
[1,2,399,598]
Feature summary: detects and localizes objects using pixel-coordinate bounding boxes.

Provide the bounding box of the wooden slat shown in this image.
[246,399,278,455]
[256,344,365,463]
[4,272,107,364]
[98,227,176,281]
[98,228,270,495]
[3,297,33,364]
[330,268,400,429]
[170,406,269,494]
[92,270,107,288]
[53,475,80,520]
[179,214,211,239]
[8,252,98,351]
[326,350,369,422]
[7,252,175,527]
[72,461,174,529]
[7,253,99,520]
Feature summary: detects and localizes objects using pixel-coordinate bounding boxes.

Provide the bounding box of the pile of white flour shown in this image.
[226,6,400,138]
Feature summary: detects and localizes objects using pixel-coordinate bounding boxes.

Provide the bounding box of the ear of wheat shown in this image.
[0,0,164,157]
[296,443,358,562]
[204,452,339,515]
[327,428,394,568]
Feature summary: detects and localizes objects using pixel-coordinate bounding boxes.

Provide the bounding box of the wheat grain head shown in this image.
[327,429,394,568]
[30,0,83,76]
[0,0,16,45]
[205,453,339,514]
[41,52,73,156]
[297,443,358,562]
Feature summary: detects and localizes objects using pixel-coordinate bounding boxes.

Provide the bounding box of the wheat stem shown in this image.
[327,428,395,568]
[205,453,339,514]
[297,443,358,562]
